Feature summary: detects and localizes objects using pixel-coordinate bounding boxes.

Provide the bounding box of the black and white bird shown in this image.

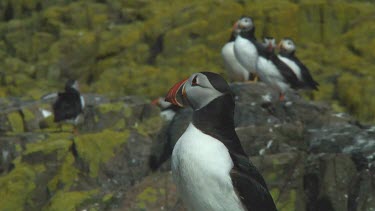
[277,38,319,90]
[256,37,303,101]
[152,97,180,121]
[233,16,262,82]
[52,79,85,132]
[165,72,277,211]
[221,18,250,82]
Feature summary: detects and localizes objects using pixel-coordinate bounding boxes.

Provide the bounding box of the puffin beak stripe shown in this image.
[151,98,159,105]
[277,42,282,50]
[232,22,239,30]
[165,78,188,107]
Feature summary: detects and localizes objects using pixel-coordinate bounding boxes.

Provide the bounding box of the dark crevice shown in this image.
[347,44,363,57]
[4,2,14,21]
[147,34,164,65]
[304,173,320,211]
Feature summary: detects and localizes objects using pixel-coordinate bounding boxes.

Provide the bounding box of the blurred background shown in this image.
[0,0,374,211]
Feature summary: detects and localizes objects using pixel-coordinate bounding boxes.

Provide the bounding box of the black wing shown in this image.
[53,91,82,122]
[229,152,278,211]
[291,55,319,90]
[271,54,303,89]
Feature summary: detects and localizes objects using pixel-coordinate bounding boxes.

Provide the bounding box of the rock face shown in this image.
[0,0,374,122]
[0,83,374,210]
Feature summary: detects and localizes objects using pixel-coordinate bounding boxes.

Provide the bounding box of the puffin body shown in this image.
[233,17,260,77]
[277,38,319,90]
[165,72,277,211]
[256,37,302,100]
[222,41,250,81]
[53,80,84,125]
[221,20,249,81]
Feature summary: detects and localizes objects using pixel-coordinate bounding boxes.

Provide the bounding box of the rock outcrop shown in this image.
[0,82,374,210]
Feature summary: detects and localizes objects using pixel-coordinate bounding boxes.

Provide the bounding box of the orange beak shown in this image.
[165,78,188,107]
[232,21,239,31]
[151,98,160,105]
[277,41,282,51]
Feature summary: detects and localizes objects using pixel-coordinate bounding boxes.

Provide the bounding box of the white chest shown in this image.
[172,123,245,211]
[221,42,249,81]
[278,55,302,81]
[234,36,258,73]
[257,56,290,93]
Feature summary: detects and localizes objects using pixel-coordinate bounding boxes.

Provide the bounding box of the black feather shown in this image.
[53,87,82,122]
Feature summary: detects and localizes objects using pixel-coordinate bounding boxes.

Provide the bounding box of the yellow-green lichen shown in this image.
[0,162,45,211]
[47,152,79,192]
[97,102,124,114]
[24,138,72,161]
[74,130,130,177]
[133,115,163,136]
[136,187,158,209]
[8,112,24,133]
[42,189,98,211]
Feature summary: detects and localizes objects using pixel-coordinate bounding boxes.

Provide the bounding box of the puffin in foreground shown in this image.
[165,72,277,211]
[221,18,250,82]
[277,38,319,90]
[53,79,85,133]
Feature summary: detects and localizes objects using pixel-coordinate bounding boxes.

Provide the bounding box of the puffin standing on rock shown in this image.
[165,72,277,211]
[256,37,303,101]
[277,38,319,91]
[233,16,262,82]
[221,18,250,82]
[53,79,85,133]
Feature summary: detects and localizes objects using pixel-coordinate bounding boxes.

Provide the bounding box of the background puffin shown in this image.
[221,18,250,82]
[165,72,277,211]
[233,16,262,82]
[151,97,180,121]
[53,79,85,132]
[256,37,303,101]
[277,38,319,91]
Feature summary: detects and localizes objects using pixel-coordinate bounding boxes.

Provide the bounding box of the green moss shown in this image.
[0,162,44,211]
[97,102,124,114]
[74,130,129,177]
[25,138,71,161]
[47,152,78,192]
[8,112,24,133]
[22,108,35,122]
[134,115,163,136]
[136,187,158,209]
[270,188,296,211]
[42,190,98,211]
[102,193,114,203]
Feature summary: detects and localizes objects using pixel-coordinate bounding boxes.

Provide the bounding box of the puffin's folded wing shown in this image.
[230,153,278,211]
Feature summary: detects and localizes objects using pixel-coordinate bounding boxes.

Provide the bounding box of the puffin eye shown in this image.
[192,75,198,86]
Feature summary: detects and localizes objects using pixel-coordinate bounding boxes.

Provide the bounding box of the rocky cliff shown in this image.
[0,82,374,211]
[0,0,374,122]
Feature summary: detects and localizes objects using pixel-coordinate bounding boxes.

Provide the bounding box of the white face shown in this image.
[237,17,254,31]
[263,37,276,49]
[281,39,296,53]
[183,73,224,110]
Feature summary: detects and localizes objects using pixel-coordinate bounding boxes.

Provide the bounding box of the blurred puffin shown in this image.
[53,79,84,133]
[221,18,251,82]
[152,97,180,121]
[233,16,262,82]
[165,72,277,211]
[256,37,303,101]
[277,38,319,90]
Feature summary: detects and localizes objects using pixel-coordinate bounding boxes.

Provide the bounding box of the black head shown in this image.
[65,79,79,91]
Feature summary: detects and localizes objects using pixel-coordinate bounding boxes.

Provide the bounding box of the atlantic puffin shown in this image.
[152,97,180,121]
[165,72,277,211]
[53,79,85,132]
[221,18,250,81]
[277,38,319,90]
[233,16,262,82]
[256,37,303,101]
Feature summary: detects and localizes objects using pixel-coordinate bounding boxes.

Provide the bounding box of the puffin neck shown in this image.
[228,32,236,42]
[239,28,256,41]
[192,93,236,139]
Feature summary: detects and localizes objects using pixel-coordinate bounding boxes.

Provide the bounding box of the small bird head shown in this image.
[65,79,79,91]
[278,38,296,54]
[262,37,277,52]
[236,16,254,31]
[165,72,231,110]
